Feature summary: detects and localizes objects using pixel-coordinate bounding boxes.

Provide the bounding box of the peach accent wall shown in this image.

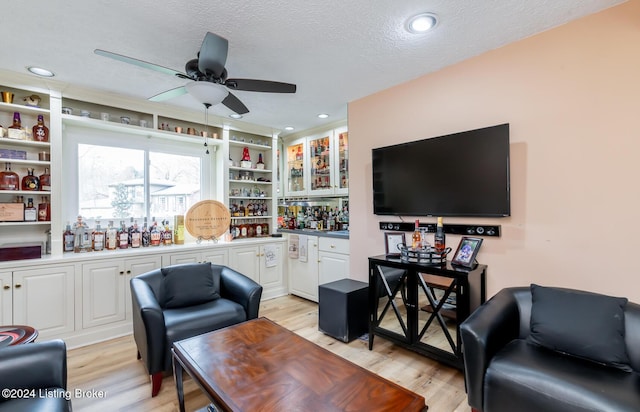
[348,1,640,302]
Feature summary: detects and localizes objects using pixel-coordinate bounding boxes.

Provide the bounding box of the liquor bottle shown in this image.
[8,112,21,129]
[24,197,37,222]
[63,222,75,252]
[141,217,150,247]
[32,115,49,142]
[130,220,141,248]
[163,219,173,245]
[412,219,421,250]
[118,221,129,249]
[434,217,446,253]
[106,220,118,250]
[0,162,19,190]
[256,153,265,169]
[37,196,50,221]
[150,218,161,246]
[174,215,185,245]
[73,216,91,252]
[239,201,246,217]
[93,221,105,251]
[39,167,51,191]
[21,168,40,191]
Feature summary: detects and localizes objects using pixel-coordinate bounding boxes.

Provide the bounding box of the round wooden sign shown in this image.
[185,200,230,240]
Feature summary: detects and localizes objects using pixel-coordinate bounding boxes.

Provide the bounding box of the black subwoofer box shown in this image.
[319,279,369,343]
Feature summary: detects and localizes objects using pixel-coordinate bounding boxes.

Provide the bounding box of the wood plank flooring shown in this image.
[67,295,469,411]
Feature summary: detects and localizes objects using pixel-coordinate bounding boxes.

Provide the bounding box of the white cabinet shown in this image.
[0,271,12,324]
[12,265,75,339]
[83,255,162,329]
[166,248,228,266]
[229,242,286,299]
[289,236,319,302]
[284,137,307,196]
[318,237,350,285]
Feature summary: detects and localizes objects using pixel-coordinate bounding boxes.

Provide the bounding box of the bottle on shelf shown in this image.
[106,220,118,250]
[63,222,75,252]
[174,215,185,245]
[162,219,173,245]
[37,196,50,221]
[32,115,49,142]
[256,153,265,169]
[8,112,21,129]
[434,217,446,253]
[73,216,92,253]
[24,197,37,222]
[130,220,141,248]
[412,219,421,250]
[150,218,161,246]
[39,167,51,191]
[0,162,19,190]
[118,221,129,249]
[141,217,150,247]
[92,221,105,251]
[21,168,40,191]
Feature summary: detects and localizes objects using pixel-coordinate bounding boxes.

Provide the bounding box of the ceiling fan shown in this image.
[94,32,296,115]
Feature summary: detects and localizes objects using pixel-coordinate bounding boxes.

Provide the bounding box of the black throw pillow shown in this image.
[161,262,220,309]
[528,284,631,372]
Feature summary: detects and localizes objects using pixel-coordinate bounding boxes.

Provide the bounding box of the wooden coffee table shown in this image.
[172,317,427,412]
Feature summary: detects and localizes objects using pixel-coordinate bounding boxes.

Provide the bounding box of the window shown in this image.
[64,126,211,224]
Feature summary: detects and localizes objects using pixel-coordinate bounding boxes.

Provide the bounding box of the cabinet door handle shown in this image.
[330,245,336,248]
[3,285,9,290]
[256,254,261,257]
[14,283,22,288]
[119,271,124,275]
[126,270,131,274]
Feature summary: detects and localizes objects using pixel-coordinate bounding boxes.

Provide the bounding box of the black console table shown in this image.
[368,254,486,369]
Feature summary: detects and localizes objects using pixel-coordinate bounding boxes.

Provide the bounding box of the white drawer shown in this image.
[319,237,349,254]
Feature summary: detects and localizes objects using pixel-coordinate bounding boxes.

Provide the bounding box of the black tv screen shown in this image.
[372,124,510,217]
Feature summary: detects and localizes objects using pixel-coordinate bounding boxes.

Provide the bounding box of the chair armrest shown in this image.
[0,339,67,395]
[220,267,263,319]
[460,288,522,410]
[130,277,166,374]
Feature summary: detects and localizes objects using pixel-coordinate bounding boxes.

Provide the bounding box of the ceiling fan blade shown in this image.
[224,79,296,93]
[149,86,188,102]
[222,92,249,115]
[94,49,188,79]
[198,32,228,78]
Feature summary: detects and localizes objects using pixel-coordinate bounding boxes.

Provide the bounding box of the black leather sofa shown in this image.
[0,339,71,411]
[131,262,262,396]
[460,285,640,412]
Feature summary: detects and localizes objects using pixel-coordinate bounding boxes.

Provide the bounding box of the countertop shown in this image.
[277,228,349,239]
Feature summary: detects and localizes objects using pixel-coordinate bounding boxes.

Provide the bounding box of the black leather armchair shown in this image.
[460,286,640,412]
[131,262,263,396]
[0,339,71,412]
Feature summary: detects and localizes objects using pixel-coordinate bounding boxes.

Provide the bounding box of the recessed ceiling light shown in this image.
[284,126,294,131]
[26,66,55,77]
[406,13,438,34]
[229,114,243,119]
[317,113,329,119]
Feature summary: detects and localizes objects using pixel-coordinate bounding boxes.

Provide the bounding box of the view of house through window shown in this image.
[78,144,201,220]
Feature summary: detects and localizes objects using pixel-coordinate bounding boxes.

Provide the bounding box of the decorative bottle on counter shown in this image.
[37,196,50,221]
[0,162,19,190]
[141,217,150,247]
[32,115,49,142]
[21,168,40,191]
[8,112,21,129]
[412,219,421,250]
[24,197,37,222]
[92,221,105,251]
[106,220,118,250]
[63,222,75,252]
[434,217,446,253]
[73,216,92,252]
[174,215,185,245]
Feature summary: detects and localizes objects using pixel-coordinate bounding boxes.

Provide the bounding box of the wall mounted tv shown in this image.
[372,123,510,217]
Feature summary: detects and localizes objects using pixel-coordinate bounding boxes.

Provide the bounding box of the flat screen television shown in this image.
[372,123,510,217]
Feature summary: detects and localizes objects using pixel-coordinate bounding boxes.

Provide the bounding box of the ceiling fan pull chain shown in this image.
[204,104,210,154]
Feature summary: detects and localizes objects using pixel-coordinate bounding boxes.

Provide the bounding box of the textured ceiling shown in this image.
[1,0,624,135]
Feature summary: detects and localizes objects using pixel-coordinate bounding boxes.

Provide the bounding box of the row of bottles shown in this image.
[280,205,349,231]
[229,221,269,239]
[411,217,446,253]
[0,112,49,142]
[0,163,50,191]
[230,200,269,217]
[8,195,50,222]
[64,216,185,253]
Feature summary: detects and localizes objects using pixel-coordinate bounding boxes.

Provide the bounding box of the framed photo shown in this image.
[384,232,406,257]
[451,237,483,268]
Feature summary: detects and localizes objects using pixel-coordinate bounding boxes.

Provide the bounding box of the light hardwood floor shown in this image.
[67,295,469,411]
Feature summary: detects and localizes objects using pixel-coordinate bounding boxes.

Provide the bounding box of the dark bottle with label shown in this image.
[0,162,19,190]
[434,217,446,253]
[141,217,150,247]
[21,168,40,191]
[9,112,21,129]
[63,222,75,252]
[32,115,49,142]
[39,167,51,191]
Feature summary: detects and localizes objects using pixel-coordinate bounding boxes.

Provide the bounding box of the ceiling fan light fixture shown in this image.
[406,13,438,34]
[229,113,243,119]
[186,81,229,106]
[26,66,55,77]
[317,113,329,119]
[284,126,294,131]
